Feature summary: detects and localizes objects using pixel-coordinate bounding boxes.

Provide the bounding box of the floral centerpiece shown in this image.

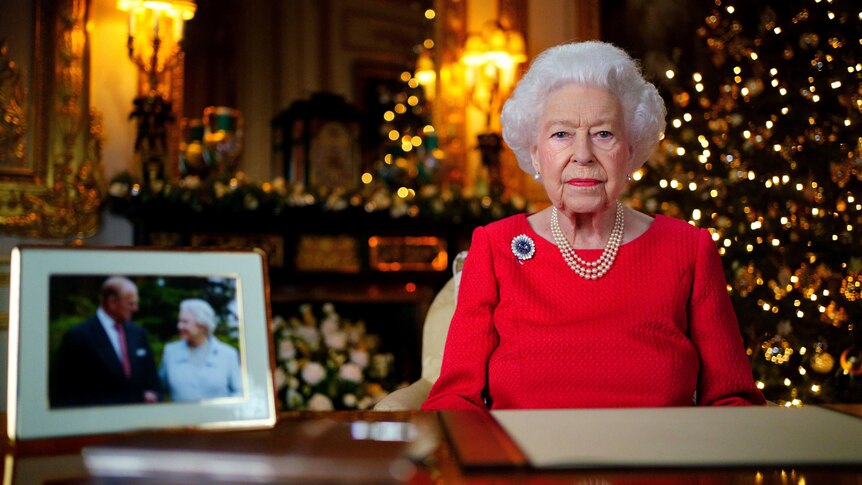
[272,302,401,410]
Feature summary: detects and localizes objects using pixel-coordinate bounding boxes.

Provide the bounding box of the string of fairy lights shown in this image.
[633,0,861,404]
[360,5,442,200]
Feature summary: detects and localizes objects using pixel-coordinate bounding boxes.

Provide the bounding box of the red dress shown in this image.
[422,213,766,410]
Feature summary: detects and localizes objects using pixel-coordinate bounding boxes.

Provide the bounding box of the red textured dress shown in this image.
[422,213,766,410]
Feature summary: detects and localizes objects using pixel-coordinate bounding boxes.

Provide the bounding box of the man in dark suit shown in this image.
[50,276,161,408]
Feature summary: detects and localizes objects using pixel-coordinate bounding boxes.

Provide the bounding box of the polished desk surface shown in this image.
[3,406,861,484]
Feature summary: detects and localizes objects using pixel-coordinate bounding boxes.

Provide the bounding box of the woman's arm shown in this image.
[422,226,500,411]
[689,229,767,406]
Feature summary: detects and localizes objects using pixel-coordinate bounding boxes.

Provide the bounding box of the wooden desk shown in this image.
[3,408,861,484]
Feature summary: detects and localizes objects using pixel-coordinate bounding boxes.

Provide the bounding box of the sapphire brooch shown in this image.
[511,234,535,263]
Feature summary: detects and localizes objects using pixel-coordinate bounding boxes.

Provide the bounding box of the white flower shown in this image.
[271,315,287,331]
[286,359,299,375]
[274,367,287,389]
[346,323,365,344]
[325,331,348,351]
[301,362,326,385]
[350,349,369,369]
[279,340,296,360]
[322,302,336,315]
[338,362,363,383]
[321,318,339,335]
[342,393,357,408]
[296,325,320,346]
[288,377,300,390]
[307,393,334,411]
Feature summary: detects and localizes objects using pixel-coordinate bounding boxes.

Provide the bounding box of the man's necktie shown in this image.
[115,322,132,378]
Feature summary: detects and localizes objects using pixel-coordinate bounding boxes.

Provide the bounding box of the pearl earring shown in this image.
[626,173,632,182]
[533,172,541,182]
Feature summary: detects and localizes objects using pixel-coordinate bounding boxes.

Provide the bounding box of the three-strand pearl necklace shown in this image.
[550,202,625,280]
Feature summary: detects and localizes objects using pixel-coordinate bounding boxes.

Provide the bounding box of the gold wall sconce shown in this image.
[460,20,526,131]
[414,50,437,103]
[117,0,196,94]
[459,20,526,192]
[116,0,196,184]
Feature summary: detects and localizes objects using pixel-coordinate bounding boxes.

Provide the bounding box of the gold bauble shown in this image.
[810,351,835,374]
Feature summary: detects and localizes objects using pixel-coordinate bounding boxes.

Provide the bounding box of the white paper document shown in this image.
[491,406,862,468]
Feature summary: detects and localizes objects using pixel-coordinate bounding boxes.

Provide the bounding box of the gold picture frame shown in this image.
[0,0,102,239]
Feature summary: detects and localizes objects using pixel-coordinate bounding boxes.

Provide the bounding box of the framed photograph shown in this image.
[7,246,277,441]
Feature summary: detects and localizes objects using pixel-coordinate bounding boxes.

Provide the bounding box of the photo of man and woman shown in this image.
[48,274,243,409]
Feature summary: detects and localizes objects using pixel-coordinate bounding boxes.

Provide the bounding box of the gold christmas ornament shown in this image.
[810,351,835,374]
[762,335,794,365]
[820,301,848,327]
[734,262,760,297]
[799,32,820,49]
[840,273,861,301]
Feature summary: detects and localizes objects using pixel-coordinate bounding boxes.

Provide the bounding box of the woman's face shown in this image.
[530,83,632,216]
[178,309,208,344]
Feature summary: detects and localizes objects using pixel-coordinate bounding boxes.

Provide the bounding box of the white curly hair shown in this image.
[180,298,217,334]
[500,41,666,175]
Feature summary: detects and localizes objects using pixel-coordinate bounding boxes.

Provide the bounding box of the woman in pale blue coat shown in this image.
[160,298,243,402]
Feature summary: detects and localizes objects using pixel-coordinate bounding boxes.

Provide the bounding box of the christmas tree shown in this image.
[628,0,861,404]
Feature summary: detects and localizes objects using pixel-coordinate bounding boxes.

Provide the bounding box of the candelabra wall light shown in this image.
[414,49,437,102]
[117,0,196,184]
[459,20,526,191]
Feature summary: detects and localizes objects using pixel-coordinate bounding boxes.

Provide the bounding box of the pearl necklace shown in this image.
[550,202,625,280]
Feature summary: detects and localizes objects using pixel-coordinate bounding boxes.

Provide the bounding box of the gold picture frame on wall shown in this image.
[0,0,102,239]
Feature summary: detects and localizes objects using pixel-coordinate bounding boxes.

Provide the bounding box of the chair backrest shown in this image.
[420,251,467,383]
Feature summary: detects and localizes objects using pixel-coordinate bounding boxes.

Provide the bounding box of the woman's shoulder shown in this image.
[647,214,716,263]
[211,338,239,356]
[162,340,184,356]
[481,213,528,238]
[652,214,710,240]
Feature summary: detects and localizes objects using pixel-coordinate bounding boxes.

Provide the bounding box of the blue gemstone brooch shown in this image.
[511,234,535,264]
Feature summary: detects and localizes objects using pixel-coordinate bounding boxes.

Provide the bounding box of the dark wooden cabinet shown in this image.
[119,203,483,382]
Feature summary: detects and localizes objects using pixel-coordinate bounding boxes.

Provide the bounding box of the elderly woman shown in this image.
[422,41,765,410]
[160,298,243,402]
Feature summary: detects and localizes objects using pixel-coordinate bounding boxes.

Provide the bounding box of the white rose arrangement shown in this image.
[273,302,398,410]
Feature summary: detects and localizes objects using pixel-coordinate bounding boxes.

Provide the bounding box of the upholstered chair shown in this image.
[374,251,467,411]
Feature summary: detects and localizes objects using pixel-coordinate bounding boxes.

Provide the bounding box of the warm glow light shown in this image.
[460,20,526,128]
[117,0,197,92]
